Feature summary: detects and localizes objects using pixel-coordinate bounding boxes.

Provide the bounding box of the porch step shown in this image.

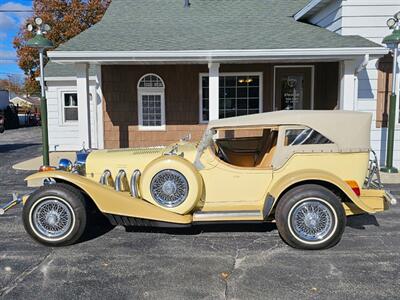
[380,172,400,185]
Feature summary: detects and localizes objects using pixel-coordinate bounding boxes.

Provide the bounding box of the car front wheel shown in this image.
[23,183,87,247]
[275,184,346,250]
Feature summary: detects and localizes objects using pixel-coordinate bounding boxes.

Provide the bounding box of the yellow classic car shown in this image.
[1,110,396,249]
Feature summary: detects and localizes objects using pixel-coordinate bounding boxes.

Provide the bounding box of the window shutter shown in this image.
[376,54,393,128]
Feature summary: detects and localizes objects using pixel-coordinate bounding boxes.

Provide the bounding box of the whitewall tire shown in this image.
[275,184,346,250]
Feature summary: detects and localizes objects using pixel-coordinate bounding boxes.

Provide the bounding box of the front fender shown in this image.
[269,169,375,213]
[25,171,192,224]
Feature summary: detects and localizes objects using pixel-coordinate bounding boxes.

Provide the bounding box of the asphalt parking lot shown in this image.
[0,127,399,299]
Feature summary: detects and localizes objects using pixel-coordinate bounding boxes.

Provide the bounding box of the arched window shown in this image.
[137,74,165,130]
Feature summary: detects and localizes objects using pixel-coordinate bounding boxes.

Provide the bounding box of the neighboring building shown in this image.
[0,90,10,110]
[44,0,400,166]
[10,95,41,126]
[10,95,40,110]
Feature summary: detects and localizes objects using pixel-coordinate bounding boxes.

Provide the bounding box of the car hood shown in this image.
[85,142,198,182]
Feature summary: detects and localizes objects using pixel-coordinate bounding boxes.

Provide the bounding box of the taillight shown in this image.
[345,180,360,196]
[38,165,56,172]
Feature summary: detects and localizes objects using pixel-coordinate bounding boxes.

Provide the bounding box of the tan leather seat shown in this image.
[254,130,277,167]
[257,145,276,168]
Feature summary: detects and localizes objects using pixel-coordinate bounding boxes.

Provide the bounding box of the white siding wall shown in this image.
[46,79,98,151]
[305,0,400,167]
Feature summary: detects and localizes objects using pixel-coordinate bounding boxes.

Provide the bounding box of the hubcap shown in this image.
[290,199,334,242]
[32,198,73,239]
[151,169,189,207]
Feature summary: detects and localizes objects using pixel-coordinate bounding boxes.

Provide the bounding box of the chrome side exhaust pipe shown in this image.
[130,169,141,198]
[0,193,22,215]
[115,169,128,192]
[100,169,113,187]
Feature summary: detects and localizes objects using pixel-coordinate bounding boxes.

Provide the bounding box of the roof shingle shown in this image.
[55,0,381,52]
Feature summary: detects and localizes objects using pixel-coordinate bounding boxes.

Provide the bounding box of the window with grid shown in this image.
[201,74,261,122]
[63,93,78,122]
[141,94,162,126]
[137,74,165,129]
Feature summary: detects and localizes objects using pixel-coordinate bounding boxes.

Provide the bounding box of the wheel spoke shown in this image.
[32,198,73,239]
[291,199,334,242]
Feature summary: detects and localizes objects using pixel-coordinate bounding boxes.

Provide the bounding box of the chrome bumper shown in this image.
[384,190,397,205]
[0,193,23,215]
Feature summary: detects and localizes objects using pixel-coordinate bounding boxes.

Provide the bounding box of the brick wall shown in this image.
[102,63,338,149]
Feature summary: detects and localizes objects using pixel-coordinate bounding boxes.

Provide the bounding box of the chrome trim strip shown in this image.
[115,169,127,192]
[0,193,23,215]
[193,210,262,220]
[384,190,397,205]
[130,169,141,198]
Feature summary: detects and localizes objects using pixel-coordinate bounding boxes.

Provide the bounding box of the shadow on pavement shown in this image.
[78,211,379,244]
[0,143,41,153]
[346,213,379,229]
[125,222,277,235]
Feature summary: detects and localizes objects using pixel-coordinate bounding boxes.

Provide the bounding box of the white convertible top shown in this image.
[207,110,372,151]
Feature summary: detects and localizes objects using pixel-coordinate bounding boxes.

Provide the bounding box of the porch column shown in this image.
[95,64,104,149]
[208,62,220,120]
[338,60,357,110]
[76,63,91,148]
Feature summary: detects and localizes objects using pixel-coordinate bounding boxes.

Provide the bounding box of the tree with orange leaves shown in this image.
[13,0,111,96]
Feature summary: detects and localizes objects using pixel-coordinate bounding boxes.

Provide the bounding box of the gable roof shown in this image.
[53,0,380,53]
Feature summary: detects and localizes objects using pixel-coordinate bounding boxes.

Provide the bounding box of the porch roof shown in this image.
[49,0,384,62]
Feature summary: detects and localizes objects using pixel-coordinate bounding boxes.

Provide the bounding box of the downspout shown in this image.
[353,54,369,111]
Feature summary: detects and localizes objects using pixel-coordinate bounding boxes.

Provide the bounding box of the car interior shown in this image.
[213,127,278,168]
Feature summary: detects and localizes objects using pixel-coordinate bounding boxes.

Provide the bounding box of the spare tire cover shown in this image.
[140,155,203,214]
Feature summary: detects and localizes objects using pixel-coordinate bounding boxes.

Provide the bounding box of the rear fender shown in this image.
[269,169,375,213]
[25,171,192,224]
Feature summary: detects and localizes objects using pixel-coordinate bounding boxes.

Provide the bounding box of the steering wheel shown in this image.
[216,143,230,163]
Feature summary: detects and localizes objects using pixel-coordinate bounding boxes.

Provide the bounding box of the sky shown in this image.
[0,0,33,80]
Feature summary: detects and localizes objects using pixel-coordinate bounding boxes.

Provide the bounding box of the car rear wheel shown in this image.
[275,184,346,250]
[23,183,87,247]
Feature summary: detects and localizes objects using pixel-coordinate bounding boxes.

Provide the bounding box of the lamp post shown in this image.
[381,12,400,173]
[26,17,53,166]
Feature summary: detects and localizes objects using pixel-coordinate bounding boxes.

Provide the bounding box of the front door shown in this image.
[274,67,313,110]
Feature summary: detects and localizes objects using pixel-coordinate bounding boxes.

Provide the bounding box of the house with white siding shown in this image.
[44,0,400,166]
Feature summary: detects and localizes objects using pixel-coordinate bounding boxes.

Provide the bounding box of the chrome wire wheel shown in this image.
[30,196,75,241]
[150,169,189,207]
[289,198,336,243]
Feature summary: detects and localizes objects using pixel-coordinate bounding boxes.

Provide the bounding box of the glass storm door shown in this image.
[274,67,312,110]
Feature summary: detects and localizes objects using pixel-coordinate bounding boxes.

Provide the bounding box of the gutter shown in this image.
[47,48,387,64]
[294,0,327,21]
[353,54,370,111]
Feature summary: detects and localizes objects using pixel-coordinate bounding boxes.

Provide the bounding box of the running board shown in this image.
[192,210,263,222]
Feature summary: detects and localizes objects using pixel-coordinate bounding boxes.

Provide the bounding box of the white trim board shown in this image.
[199,72,263,124]
[48,48,387,63]
[272,65,315,111]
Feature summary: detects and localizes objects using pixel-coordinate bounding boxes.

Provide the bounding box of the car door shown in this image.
[199,147,273,212]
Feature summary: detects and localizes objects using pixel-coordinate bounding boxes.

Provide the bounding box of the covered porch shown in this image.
[52,52,382,149]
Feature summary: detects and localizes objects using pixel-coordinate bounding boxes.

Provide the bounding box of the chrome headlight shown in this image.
[58,159,73,172]
[150,169,189,207]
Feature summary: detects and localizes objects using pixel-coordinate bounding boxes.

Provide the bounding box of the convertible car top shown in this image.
[207,110,371,152]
